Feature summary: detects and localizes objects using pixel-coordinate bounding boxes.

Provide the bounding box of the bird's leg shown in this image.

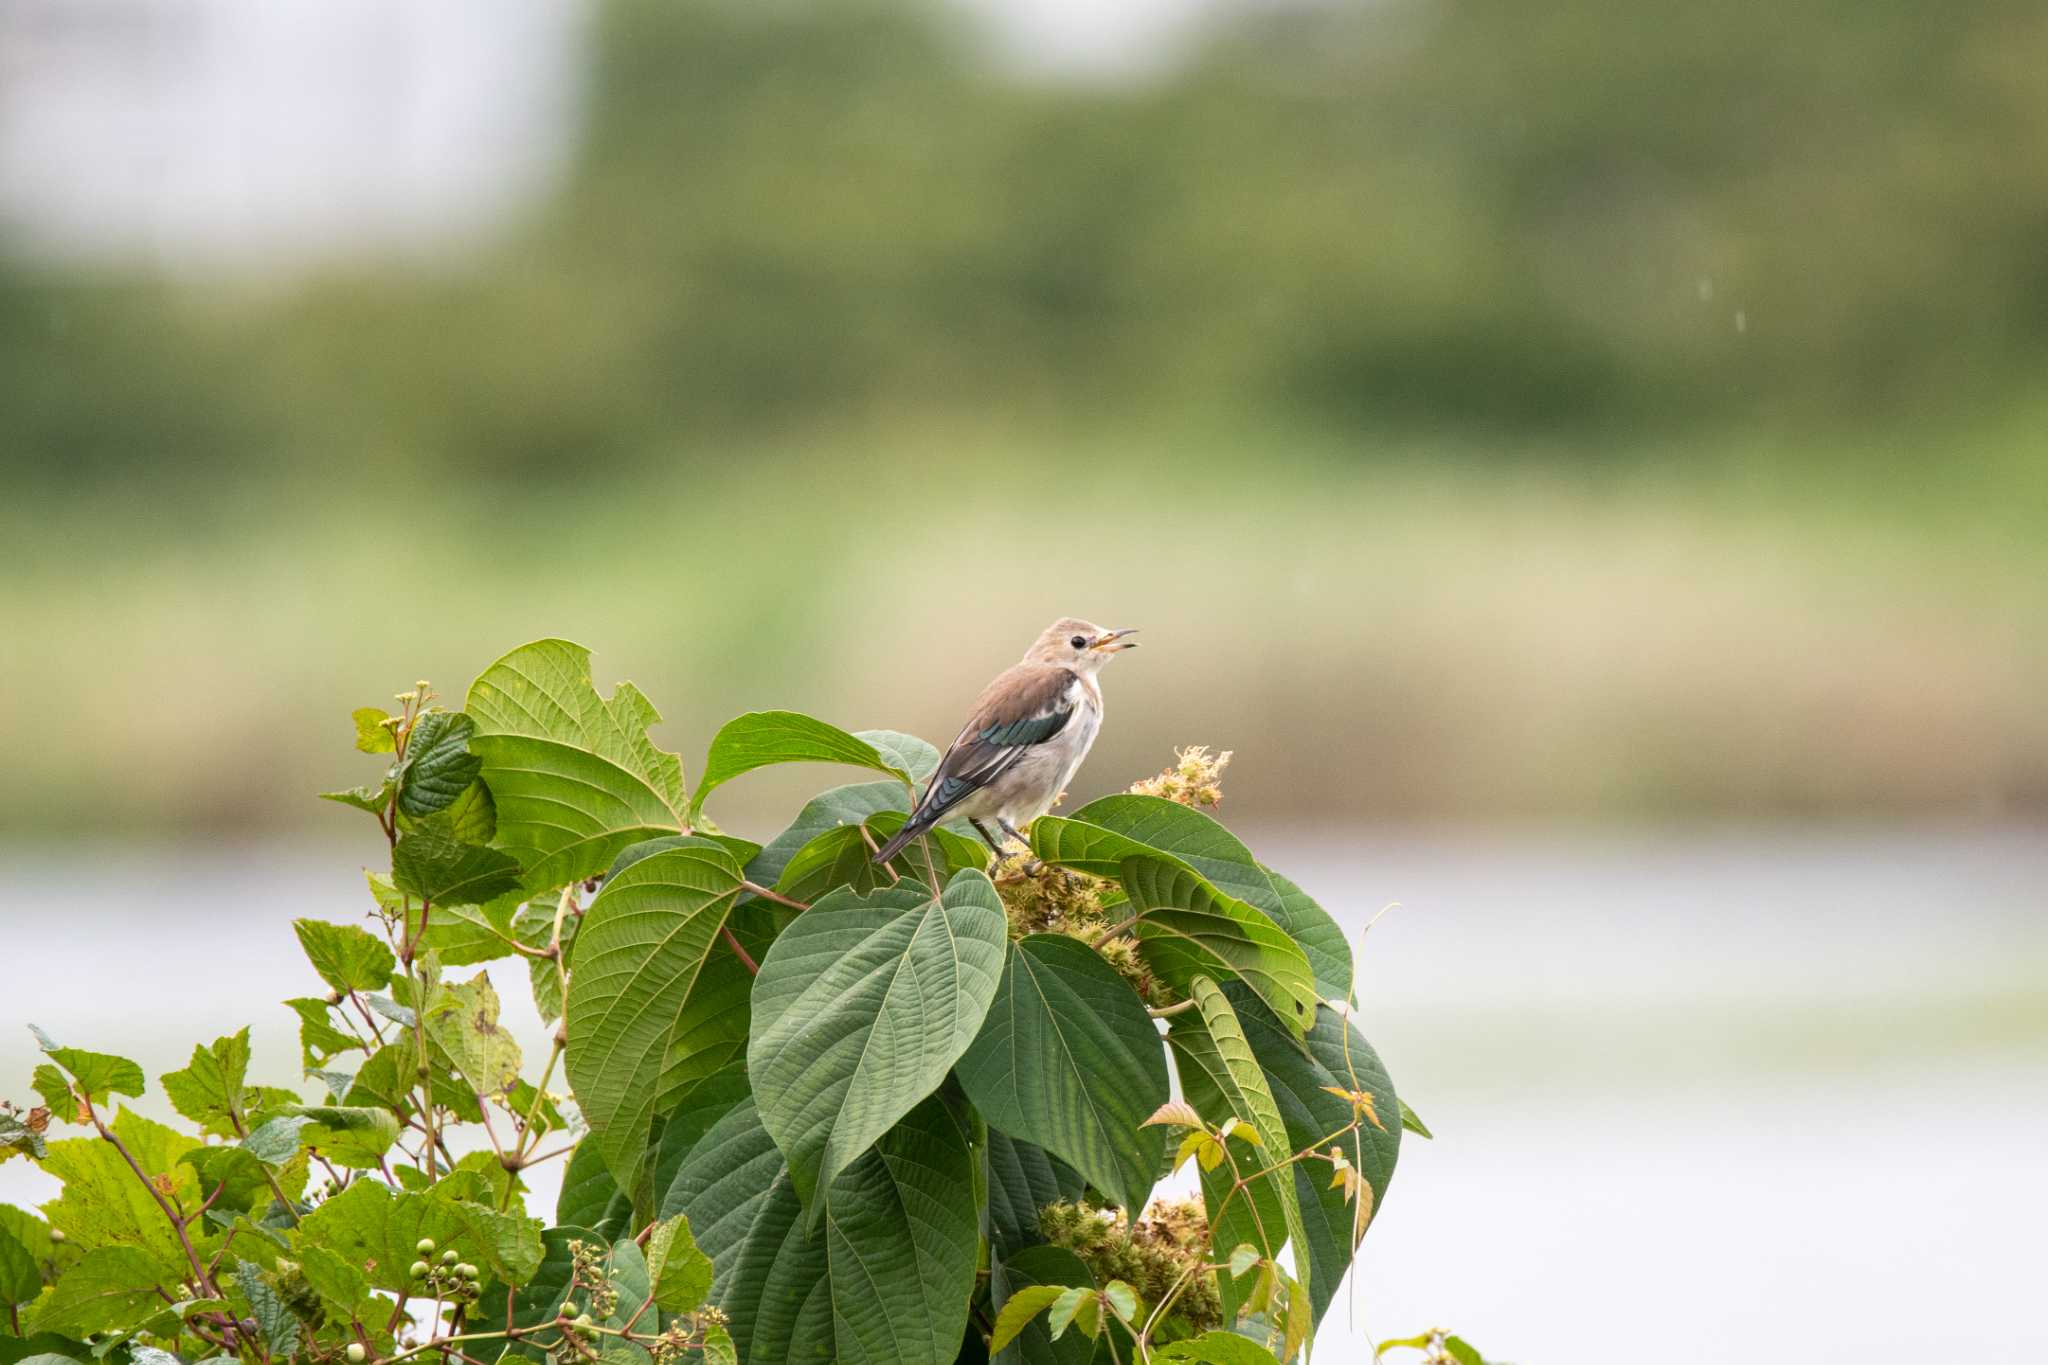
[969,818,1007,857]
[998,819,1043,875]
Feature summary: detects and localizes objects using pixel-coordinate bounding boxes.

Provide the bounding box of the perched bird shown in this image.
[871,617,1139,864]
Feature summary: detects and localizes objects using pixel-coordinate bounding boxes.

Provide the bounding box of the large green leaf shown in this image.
[956,936,1169,1214]
[26,1030,144,1106]
[294,1176,543,1292]
[664,1096,978,1365]
[465,639,690,892]
[158,1029,253,1138]
[689,711,922,823]
[1035,797,1351,1001]
[562,840,753,1186]
[1120,857,1317,1036]
[747,869,1006,1221]
[984,1131,1085,1257]
[1165,978,1312,1320]
[28,1247,167,1336]
[39,1114,199,1278]
[1181,983,1401,1330]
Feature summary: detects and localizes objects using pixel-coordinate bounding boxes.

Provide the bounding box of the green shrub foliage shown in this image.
[1,640,1452,1365]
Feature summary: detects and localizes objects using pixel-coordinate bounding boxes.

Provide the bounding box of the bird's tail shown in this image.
[871,808,936,865]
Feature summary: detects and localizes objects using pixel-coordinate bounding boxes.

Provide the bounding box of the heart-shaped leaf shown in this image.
[748,869,1006,1222]
[664,1095,979,1365]
[563,839,757,1186]
[956,935,1169,1214]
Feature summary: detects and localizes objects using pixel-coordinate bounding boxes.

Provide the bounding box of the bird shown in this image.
[871,617,1139,865]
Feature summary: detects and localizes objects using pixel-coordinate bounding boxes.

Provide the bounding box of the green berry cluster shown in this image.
[408,1237,482,1304]
[564,1238,621,1319]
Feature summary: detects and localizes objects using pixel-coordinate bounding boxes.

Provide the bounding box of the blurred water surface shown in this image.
[4,826,2042,1363]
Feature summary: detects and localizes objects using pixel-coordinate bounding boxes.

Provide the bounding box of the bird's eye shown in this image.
[1069,635,1088,649]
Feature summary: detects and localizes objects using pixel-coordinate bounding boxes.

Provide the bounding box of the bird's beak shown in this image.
[1090,628,1140,652]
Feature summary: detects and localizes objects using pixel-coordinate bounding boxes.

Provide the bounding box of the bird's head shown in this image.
[1025,617,1139,673]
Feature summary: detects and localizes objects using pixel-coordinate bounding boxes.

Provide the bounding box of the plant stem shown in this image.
[1146,998,1198,1019]
[1087,915,1139,947]
[87,1100,224,1312]
[740,881,808,912]
[719,924,760,976]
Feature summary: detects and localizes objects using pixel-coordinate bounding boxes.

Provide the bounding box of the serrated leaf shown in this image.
[414,886,526,967]
[643,1214,711,1313]
[429,972,523,1099]
[465,639,689,892]
[690,711,916,824]
[562,839,758,1189]
[295,1242,371,1320]
[27,1029,144,1105]
[234,1260,300,1357]
[39,1114,198,1277]
[990,1285,1067,1353]
[181,1145,283,1215]
[28,1247,168,1335]
[159,1030,252,1138]
[239,1116,311,1165]
[1120,857,1317,1035]
[283,998,359,1070]
[294,1176,542,1291]
[990,1242,1094,1365]
[397,711,483,817]
[1046,1286,1099,1340]
[956,935,1169,1214]
[353,707,396,753]
[292,920,395,994]
[1101,1279,1140,1324]
[748,869,1006,1224]
[392,833,523,907]
[401,777,498,846]
[1165,978,1312,1321]
[287,1106,401,1169]
[319,783,393,815]
[663,1095,978,1365]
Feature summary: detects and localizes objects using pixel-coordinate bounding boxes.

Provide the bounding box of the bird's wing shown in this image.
[914,663,1081,823]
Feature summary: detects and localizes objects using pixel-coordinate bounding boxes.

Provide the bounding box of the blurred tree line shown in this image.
[8,0,2047,486]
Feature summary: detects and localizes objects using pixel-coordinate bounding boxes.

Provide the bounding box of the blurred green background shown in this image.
[4,0,2046,834]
